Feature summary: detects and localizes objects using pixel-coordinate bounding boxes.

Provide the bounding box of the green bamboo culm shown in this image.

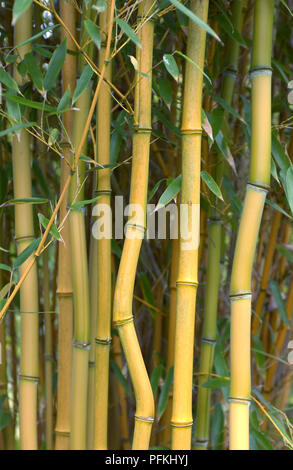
[92,1,113,450]
[171,0,209,450]
[195,0,243,450]
[229,0,274,450]
[12,6,39,450]
[113,0,155,450]
[55,0,76,450]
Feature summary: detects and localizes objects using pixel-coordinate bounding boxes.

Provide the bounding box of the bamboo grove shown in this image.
[1,0,293,451]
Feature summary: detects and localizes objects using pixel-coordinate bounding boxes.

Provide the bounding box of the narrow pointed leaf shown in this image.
[72,65,93,104]
[44,39,67,91]
[84,19,101,49]
[115,17,142,48]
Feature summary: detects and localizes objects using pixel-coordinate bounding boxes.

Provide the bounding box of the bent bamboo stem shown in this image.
[229,0,274,450]
[113,0,155,450]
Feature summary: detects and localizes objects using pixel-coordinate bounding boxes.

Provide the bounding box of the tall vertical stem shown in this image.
[92,1,112,450]
[195,0,243,449]
[12,7,39,450]
[229,0,274,450]
[171,0,209,450]
[55,0,76,450]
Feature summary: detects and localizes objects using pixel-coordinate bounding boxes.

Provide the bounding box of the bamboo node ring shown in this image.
[15,235,35,243]
[176,280,198,288]
[19,374,39,383]
[201,337,216,346]
[73,341,91,350]
[94,189,112,195]
[181,128,202,135]
[223,66,237,78]
[95,337,112,346]
[56,290,73,297]
[134,126,152,134]
[135,415,154,423]
[114,317,134,327]
[88,361,95,368]
[230,292,252,301]
[228,397,251,406]
[249,66,272,78]
[247,182,269,193]
[171,420,193,428]
[194,439,209,447]
[54,430,70,437]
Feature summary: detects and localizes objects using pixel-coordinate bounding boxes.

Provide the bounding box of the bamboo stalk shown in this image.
[93,1,112,450]
[229,0,274,450]
[12,7,39,450]
[113,0,155,450]
[69,88,91,450]
[195,1,243,450]
[171,0,209,450]
[55,0,76,449]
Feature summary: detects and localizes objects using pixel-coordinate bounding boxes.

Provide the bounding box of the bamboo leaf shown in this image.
[157,367,174,419]
[57,86,71,112]
[202,377,230,389]
[44,39,67,91]
[0,264,11,272]
[150,364,164,398]
[148,178,166,203]
[0,410,11,431]
[70,195,100,211]
[38,214,61,241]
[12,0,33,25]
[3,93,55,112]
[10,24,60,52]
[84,19,101,49]
[280,0,293,17]
[200,171,224,201]
[110,359,131,398]
[174,50,212,85]
[72,65,93,104]
[157,78,173,106]
[269,280,289,327]
[163,54,179,82]
[211,403,225,450]
[0,68,20,93]
[168,0,221,43]
[7,197,48,205]
[23,52,43,92]
[209,93,246,123]
[13,237,41,269]
[272,131,291,172]
[155,175,181,210]
[0,122,37,138]
[115,17,142,48]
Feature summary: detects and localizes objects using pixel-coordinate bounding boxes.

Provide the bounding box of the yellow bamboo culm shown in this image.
[55,0,76,450]
[113,0,155,450]
[12,7,39,450]
[171,0,209,450]
[93,0,112,450]
[229,0,274,450]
